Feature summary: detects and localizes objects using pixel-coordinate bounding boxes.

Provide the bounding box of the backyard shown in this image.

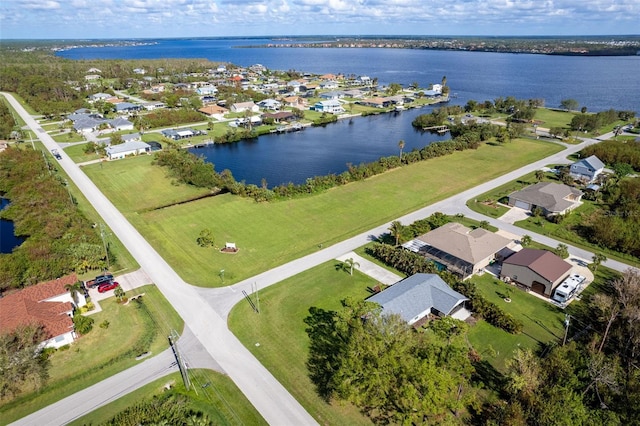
[83,137,563,287]
[0,285,183,424]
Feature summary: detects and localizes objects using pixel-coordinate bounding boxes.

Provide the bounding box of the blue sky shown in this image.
[1,0,639,39]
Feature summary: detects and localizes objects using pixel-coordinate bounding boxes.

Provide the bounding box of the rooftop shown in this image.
[503,248,572,283]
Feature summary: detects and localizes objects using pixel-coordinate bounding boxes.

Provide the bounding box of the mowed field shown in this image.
[83,138,563,287]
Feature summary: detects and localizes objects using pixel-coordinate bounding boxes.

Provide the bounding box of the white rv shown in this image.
[552,274,586,303]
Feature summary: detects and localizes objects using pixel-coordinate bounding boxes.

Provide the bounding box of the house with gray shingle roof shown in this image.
[508,182,582,216]
[105,140,150,160]
[367,274,469,325]
[570,155,605,183]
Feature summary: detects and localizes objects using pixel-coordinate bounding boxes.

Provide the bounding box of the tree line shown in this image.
[570,109,635,133]
[0,148,107,292]
[0,100,17,139]
[580,139,640,171]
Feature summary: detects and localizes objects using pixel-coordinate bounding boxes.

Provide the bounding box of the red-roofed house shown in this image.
[500,248,573,297]
[0,274,85,348]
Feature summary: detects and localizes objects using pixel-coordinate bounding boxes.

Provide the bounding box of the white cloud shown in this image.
[2,0,640,38]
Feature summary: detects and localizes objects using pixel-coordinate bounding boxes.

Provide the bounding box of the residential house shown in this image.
[73,116,103,133]
[114,102,142,113]
[281,96,307,109]
[105,140,150,160]
[319,91,346,100]
[107,117,134,132]
[403,222,515,279]
[230,101,259,113]
[121,132,142,143]
[500,248,573,297]
[508,182,583,216]
[319,80,339,90]
[367,273,469,325]
[88,93,112,103]
[0,274,85,349]
[313,100,345,114]
[161,128,197,140]
[196,85,218,96]
[142,101,166,111]
[257,99,282,111]
[570,155,605,183]
[84,74,101,81]
[262,111,295,123]
[198,105,229,120]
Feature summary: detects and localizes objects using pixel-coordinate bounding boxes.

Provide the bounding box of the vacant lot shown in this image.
[533,108,576,130]
[84,138,563,287]
[229,262,375,425]
[0,285,183,424]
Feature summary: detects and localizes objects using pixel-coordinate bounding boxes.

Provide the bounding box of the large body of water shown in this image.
[58,38,640,186]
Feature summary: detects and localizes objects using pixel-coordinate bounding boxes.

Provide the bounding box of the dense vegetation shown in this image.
[101,393,210,425]
[580,139,640,171]
[305,298,475,424]
[0,101,17,139]
[0,148,106,292]
[570,109,635,132]
[133,108,204,129]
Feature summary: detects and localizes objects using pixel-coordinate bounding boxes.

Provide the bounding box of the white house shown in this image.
[313,100,345,114]
[257,99,282,111]
[107,117,134,131]
[196,85,218,96]
[105,140,150,160]
[0,274,85,349]
[230,101,260,113]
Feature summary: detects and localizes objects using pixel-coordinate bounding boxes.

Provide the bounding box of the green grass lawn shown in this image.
[63,142,102,163]
[0,285,183,424]
[229,262,376,425]
[466,274,566,371]
[534,108,576,129]
[69,370,266,426]
[84,138,563,287]
[514,202,640,267]
[52,132,86,143]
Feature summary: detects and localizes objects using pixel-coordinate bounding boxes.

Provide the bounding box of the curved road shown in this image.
[4,91,637,425]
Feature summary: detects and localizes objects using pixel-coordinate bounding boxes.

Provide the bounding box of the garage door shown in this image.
[514,200,530,210]
[532,282,546,295]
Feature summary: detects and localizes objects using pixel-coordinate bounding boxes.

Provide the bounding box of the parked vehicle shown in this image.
[97,281,119,293]
[51,149,62,160]
[552,274,585,304]
[85,273,114,288]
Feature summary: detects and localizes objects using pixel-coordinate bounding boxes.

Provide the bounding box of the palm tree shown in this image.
[479,220,490,229]
[591,253,607,272]
[520,235,532,247]
[535,170,545,181]
[343,258,360,276]
[65,281,83,307]
[114,285,125,302]
[398,139,405,160]
[389,221,405,246]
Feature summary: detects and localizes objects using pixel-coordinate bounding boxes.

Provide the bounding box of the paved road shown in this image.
[4,90,637,425]
[3,92,317,426]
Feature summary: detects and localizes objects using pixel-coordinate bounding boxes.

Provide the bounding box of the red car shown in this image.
[97,281,119,293]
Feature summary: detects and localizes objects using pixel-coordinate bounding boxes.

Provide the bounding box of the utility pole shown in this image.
[563,314,571,346]
[100,223,110,270]
[169,330,191,391]
[253,282,260,314]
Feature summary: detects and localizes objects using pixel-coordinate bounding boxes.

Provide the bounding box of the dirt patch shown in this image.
[220,247,239,254]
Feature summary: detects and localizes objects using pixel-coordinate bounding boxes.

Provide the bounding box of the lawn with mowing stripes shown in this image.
[0,285,183,425]
[84,138,563,287]
[229,261,376,425]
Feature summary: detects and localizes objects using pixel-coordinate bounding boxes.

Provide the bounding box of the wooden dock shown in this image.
[422,125,449,134]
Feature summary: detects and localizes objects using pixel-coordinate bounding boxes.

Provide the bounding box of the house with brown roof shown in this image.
[198,104,229,119]
[508,182,583,216]
[0,274,85,348]
[402,222,515,279]
[500,248,573,296]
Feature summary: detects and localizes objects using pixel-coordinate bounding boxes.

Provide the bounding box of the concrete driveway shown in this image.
[498,206,531,224]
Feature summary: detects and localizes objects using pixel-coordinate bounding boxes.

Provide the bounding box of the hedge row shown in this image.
[453,281,523,334]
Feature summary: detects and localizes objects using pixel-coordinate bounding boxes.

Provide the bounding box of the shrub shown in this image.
[99,320,110,329]
[73,312,95,335]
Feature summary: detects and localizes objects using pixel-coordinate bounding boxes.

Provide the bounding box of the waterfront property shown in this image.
[367,273,470,324]
[402,222,515,279]
[508,182,583,216]
[500,248,573,297]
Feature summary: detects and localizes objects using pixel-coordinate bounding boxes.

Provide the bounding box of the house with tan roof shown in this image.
[230,101,259,113]
[0,274,85,348]
[403,222,515,279]
[198,104,229,119]
[508,182,583,216]
[500,248,573,296]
